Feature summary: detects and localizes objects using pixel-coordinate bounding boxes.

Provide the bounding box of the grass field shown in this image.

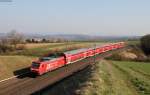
[39,60,150,95]
[25,43,64,49]
[76,60,138,95]
[0,56,37,80]
[113,61,150,76]
[7,42,105,57]
[112,61,150,95]
[84,60,150,95]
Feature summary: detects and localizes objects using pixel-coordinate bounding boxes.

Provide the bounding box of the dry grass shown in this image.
[8,42,106,57]
[25,43,63,49]
[25,42,107,49]
[0,56,37,80]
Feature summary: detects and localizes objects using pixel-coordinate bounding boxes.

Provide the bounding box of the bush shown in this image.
[0,44,14,53]
[141,34,150,55]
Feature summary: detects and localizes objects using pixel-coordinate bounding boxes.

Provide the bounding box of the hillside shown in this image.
[37,60,150,95]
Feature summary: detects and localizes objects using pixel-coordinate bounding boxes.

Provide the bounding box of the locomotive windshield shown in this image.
[32,62,40,69]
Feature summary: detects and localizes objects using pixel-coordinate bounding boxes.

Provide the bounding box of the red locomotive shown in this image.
[31,42,125,75]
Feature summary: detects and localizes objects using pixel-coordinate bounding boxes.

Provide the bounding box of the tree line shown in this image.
[0,30,68,53]
[25,38,67,43]
[0,30,25,53]
[0,30,149,55]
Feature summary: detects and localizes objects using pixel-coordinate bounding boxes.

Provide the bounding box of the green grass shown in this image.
[112,61,150,95]
[114,61,150,75]
[80,60,137,95]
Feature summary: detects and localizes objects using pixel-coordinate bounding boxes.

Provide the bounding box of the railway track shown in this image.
[0,47,129,95]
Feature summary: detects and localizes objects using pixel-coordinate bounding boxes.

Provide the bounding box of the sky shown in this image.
[0,0,150,36]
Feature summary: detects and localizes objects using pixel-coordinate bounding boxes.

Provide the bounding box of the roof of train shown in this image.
[64,48,88,55]
[64,44,106,55]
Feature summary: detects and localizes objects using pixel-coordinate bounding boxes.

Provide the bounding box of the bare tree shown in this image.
[0,38,13,53]
[7,30,24,49]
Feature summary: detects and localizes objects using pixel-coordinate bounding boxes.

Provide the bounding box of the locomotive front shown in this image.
[30,61,41,75]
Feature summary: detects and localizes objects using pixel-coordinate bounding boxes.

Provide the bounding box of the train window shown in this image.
[32,62,40,69]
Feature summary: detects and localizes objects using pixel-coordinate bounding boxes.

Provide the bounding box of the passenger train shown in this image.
[30,42,125,75]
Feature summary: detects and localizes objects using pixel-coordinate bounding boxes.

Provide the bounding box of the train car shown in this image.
[64,48,87,64]
[31,53,66,75]
[95,47,101,54]
[103,45,110,52]
[85,49,92,57]
[30,42,125,75]
[86,45,104,57]
[98,47,105,53]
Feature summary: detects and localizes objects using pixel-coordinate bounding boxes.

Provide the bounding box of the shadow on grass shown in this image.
[13,67,36,78]
[32,65,94,95]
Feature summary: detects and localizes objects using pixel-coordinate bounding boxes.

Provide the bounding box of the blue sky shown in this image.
[0,0,150,36]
